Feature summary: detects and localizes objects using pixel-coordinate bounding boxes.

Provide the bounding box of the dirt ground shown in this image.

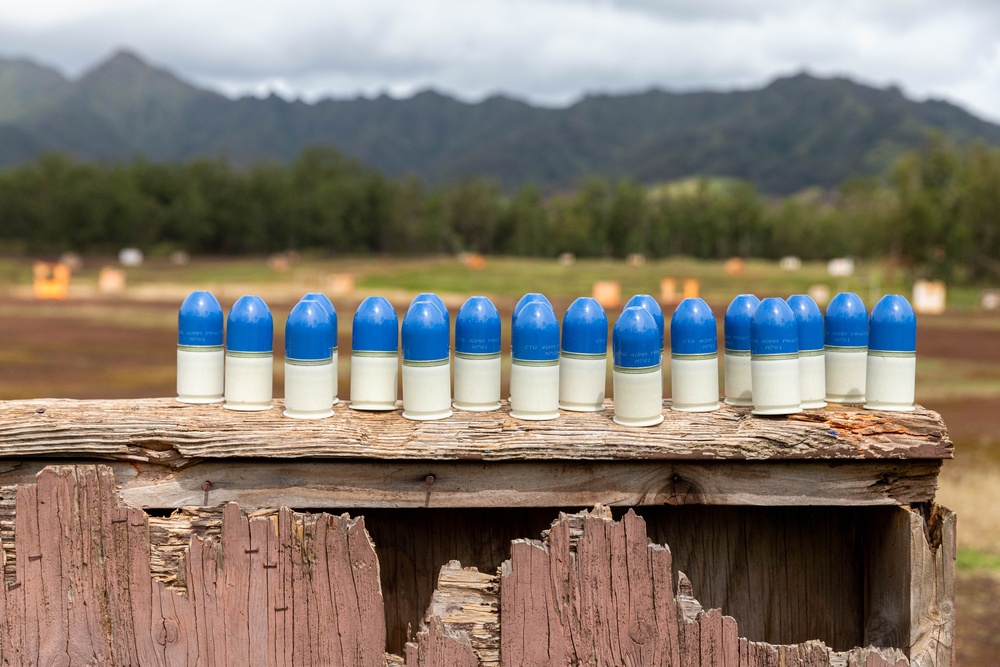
[0,294,997,661]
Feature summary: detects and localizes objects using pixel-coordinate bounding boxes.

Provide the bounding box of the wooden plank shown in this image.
[496,506,929,667]
[0,465,390,667]
[0,467,955,665]
[403,617,478,667]
[863,507,910,649]
[908,505,956,667]
[346,515,390,667]
[0,398,952,464]
[402,560,498,667]
[643,505,865,651]
[222,502,252,665]
[0,458,943,510]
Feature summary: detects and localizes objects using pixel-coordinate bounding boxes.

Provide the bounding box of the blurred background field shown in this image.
[1,254,998,661]
[4,3,1000,658]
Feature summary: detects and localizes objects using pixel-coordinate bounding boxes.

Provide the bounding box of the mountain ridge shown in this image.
[2,49,1000,193]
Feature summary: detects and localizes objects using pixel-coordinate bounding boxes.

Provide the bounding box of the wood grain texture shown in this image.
[640,505,867,650]
[404,617,478,667]
[0,465,386,667]
[908,505,956,667]
[0,398,952,465]
[0,465,955,665]
[0,458,941,511]
[499,506,929,667]
[407,560,499,667]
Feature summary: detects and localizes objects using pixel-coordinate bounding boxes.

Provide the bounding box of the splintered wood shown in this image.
[497,507,915,667]
[0,465,952,665]
[0,465,386,666]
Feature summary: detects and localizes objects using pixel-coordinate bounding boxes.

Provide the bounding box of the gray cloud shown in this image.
[0,0,998,120]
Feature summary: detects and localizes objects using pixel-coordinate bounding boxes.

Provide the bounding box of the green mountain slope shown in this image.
[2,50,1000,193]
[0,57,70,123]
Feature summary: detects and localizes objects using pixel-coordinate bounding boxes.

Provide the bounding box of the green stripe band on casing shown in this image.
[613,364,660,375]
[178,345,223,353]
[798,349,824,358]
[511,358,559,368]
[723,349,750,357]
[285,357,333,367]
[825,345,867,353]
[671,352,718,362]
[402,358,449,368]
[560,351,607,361]
[352,350,398,359]
[868,349,916,359]
[751,352,799,361]
[226,350,272,359]
[455,351,501,361]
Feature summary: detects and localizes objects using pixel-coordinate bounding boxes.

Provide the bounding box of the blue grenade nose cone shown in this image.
[613,306,661,368]
[513,293,553,320]
[411,293,449,326]
[178,290,223,346]
[352,297,398,353]
[455,296,501,355]
[724,294,760,352]
[562,297,608,355]
[285,300,333,361]
[226,295,273,353]
[869,294,916,352]
[786,294,824,352]
[624,294,664,348]
[302,292,337,348]
[670,298,717,355]
[402,301,449,361]
[751,297,798,355]
[512,302,559,361]
[825,292,868,348]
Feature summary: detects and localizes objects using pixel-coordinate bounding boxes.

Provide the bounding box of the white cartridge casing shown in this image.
[331,349,339,405]
[751,354,802,415]
[613,365,663,426]
[559,353,607,412]
[798,350,827,409]
[283,359,334,419]
[349,353,398,410]
[723,350,752,407]
[177,346,224,404]
[453,353,501,412]
[402,360,452,420]
[825,346,867,404]
[223,352,273,411]
[864,352,916,412]
[671,354,720,412]
[509,361,560,420]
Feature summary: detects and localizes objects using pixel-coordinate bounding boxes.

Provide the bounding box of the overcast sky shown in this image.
[1,0,999,121]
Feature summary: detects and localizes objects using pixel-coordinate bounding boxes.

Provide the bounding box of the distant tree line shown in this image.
[1,138,998,283]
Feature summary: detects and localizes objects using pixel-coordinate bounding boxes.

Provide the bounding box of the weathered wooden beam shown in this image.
[909,505,956,667]
[0,465,387,666]
[0,398,952,465]
[0,466,952,666]
[499,506,922,667]
[0,458,943,509]
[405,561,499,667]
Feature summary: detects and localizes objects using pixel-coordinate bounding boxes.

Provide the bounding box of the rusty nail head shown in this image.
[425,474,435,485]
[202,481,212,491]
[35,407,46,414]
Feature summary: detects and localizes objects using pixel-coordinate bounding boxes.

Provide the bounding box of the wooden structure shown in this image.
[0,398,954,665]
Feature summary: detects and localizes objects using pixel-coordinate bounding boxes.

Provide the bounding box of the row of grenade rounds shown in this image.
[177,288,915,424]
[723,292,916,414]
[177,291,341,418]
